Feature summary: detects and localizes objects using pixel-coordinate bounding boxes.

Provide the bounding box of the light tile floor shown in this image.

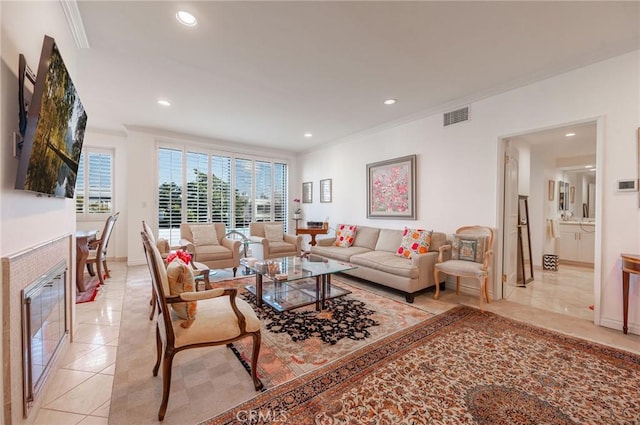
[34,261,639,424]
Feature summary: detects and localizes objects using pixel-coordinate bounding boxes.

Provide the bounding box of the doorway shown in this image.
[499,119,600,322]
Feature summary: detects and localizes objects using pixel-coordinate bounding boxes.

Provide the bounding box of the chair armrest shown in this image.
[437,244,452,263]
[482,249,494,271]
[178,239,195,254]
[283,234,300,245]
[221,237,241,252]
[170,288,249,333]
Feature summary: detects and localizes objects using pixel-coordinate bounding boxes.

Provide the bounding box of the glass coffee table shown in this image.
[240,256,356,312]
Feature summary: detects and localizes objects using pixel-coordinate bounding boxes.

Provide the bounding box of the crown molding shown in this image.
[60,0,90,49]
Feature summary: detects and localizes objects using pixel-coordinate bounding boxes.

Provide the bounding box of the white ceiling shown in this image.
[72,1,639,153]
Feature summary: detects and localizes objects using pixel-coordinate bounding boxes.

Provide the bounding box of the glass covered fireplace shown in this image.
[21,261,67,417]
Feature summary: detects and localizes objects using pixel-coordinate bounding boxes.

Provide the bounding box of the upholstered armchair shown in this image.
[433,225,494,309]
[179,223,241,276]
[248,221,302,260]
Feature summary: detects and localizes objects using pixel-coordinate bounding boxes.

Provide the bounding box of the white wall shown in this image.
[1,1,80,423]
[298,51,640,335]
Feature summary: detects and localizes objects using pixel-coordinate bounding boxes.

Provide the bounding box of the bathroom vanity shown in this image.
[558,221,595,266]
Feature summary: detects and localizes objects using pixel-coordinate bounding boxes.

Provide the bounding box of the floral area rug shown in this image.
[211,276,433,388]
[203,305,640,425]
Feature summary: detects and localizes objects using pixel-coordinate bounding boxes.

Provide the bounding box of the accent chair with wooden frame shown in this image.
[141,232,263,421]
[433,225,494,309]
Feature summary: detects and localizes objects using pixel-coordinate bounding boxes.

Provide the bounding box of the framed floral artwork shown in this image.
[367,154,416,219]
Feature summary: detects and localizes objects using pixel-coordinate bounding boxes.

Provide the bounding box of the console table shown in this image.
[621,253,640,335]
[295,227,328,246]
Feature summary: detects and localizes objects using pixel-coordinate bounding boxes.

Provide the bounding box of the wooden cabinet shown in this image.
[558,223,595,265]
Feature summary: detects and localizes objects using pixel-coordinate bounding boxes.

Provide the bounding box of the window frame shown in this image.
[75,147,115,221]
[155,142,290,245]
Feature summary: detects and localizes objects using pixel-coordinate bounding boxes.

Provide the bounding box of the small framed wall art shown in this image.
[302,181,312,203]
[320,179,332,203]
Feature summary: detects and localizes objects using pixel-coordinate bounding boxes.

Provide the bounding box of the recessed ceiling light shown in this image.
[304,133,313,138]
[157,100,171,107]
[565,132,576,137]
[176,11,197,27]
[383,99,397,105]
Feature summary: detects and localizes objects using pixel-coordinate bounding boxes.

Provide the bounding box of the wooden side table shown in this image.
[295,227,328,247]
[621,253,640,334]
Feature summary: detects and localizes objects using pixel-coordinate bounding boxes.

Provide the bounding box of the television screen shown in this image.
[15,35,88,198]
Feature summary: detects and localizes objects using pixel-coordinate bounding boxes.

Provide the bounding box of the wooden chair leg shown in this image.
[149,287,156,321]
[433,269,441,300]
[87,263,95,276]
[103,259,111,278]
[158,349,175,421]
[153,325,162,376]
[250,332,263,391]
[484,276,491,303]
[232,267,238,277]
[478,277,485,310]
[455,276,460,295]
[96,259,105,285]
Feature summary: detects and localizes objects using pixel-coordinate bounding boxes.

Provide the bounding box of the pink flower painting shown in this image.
[367,155,416,219]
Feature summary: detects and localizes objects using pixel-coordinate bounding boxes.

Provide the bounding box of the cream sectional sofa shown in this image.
[310,225,448,303]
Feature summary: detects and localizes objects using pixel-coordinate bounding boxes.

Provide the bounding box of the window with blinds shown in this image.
[158,148,183,242]
[75,149,113,217]
[157,147,288,245]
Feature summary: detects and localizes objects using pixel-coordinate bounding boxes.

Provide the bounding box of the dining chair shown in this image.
[86,212,120,285]
[141,231,263,421]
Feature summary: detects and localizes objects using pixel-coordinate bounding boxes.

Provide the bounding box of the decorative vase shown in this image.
[293,213,302,219]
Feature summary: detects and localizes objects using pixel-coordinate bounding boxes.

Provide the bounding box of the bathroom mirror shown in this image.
[561,170,596,219]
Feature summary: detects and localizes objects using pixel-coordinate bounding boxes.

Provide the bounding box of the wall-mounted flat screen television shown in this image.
[15,35,88,198]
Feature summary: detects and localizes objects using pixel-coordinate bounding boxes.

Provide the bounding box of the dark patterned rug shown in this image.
[241,291,379,345]
[204,305,640,425]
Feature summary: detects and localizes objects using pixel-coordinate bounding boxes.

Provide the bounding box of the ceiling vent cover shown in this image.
[443,106,469,127]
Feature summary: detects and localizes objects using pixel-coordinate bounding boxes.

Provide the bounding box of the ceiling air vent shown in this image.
[443,106,469,127]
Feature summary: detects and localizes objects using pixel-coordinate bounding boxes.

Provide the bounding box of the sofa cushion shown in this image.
[311,245,372,262]
[374,228,404,253]
[264,223,284,242]
[352,226,380,250]
[334,224,357,247]
[350,251,418,279]
[190,224,219,246]
[166,258,197,328]
[451,234,487,263]
[396,228,433,259]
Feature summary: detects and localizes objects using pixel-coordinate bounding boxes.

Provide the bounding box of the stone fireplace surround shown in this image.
[2,235,72,425]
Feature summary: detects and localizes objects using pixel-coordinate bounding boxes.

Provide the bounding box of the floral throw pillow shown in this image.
[451,234,488,263]
[166,258,197,328]
[396,228,433,259]
[334,224,357,247]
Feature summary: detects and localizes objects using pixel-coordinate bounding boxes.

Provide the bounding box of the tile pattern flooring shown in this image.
[34,262,639,424]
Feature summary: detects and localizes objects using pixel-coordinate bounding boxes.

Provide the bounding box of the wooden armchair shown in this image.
[433,225,494,309]
[86,212,120,284]
[141,231,263,421]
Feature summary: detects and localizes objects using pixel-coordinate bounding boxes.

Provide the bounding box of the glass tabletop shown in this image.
[240,256,355,283]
